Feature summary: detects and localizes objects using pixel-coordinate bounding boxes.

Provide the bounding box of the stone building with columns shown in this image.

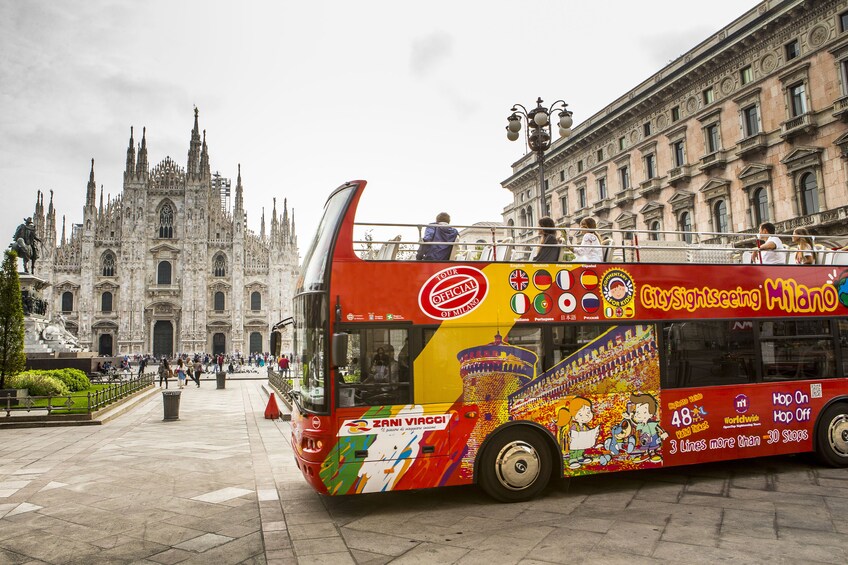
[503,0,848,245]
[28,109,299,357]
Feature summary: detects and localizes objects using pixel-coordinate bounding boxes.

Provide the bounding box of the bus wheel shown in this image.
[478,427,551,502]
[816,403,848,467]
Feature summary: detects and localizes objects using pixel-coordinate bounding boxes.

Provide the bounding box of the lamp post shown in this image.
[507,97,573,218]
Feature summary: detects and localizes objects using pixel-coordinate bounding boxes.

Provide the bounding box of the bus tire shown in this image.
[478,427,551,503]
[816,403,848,467]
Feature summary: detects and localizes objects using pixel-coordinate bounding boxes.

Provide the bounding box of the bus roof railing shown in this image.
[351,221,848,265]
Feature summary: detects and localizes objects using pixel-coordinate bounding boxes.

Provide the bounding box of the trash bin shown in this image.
[162,390,181,421]
[216,371,226,389]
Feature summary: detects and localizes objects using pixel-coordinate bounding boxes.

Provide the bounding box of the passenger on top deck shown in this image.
[533,216,560,263]
[756,222,786,264]
[416,212,459,261]
[793,227,815,265]
[567,217,604,263]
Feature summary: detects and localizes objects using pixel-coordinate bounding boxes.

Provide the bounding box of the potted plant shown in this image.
[0,250,26,407]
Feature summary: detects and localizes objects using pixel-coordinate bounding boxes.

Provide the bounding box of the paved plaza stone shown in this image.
[1,378,848,564]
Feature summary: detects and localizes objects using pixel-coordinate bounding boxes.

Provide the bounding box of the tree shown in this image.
[0,250,26,389]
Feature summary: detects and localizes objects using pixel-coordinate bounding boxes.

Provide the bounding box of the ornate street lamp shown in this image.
[507,97,573,218]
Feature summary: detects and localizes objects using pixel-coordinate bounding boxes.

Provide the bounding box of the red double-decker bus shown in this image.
[289,180,848,501]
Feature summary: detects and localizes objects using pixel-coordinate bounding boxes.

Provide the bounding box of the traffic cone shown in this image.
[265,392,281,419]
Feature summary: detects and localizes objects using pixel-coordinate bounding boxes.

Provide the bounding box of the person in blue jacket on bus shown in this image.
[416,212,459,261]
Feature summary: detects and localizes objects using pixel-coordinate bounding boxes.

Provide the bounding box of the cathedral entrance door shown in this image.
[153,321,174,358]
[212,333,225,355]
[98,334,113,356]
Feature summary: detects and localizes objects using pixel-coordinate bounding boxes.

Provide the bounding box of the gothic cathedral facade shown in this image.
[29,109,299,358]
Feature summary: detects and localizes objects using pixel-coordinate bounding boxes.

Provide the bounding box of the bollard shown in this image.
[216,371,226,389]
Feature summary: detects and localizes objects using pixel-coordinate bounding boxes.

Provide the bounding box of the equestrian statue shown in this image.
[10,217,41,274]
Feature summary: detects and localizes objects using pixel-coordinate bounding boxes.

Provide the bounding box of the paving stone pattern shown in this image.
[1,378,848,564]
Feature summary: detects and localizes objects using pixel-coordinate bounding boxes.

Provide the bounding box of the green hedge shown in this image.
[7,373,69,396]
[14,369,90,392]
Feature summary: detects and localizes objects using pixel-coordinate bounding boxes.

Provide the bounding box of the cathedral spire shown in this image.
[45,189,56,248]
[260,207,266,240]
[125,126,135,178]
[86,158,97,208]
[61,215,66,246]
[200,129,210,178]
[136,127,148,177]
[99,185,104,216]
[234,163,244,214]
[187,106,202,176]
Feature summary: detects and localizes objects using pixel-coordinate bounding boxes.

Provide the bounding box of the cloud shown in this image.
[410,31,453,77]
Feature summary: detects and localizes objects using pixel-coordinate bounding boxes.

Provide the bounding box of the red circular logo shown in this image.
[418,266,489,320]
[311,416,321,429]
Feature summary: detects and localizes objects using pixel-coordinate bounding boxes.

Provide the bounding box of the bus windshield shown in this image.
[298,183,356,292]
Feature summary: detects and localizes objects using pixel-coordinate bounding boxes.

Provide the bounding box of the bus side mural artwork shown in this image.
[322,324,662,493]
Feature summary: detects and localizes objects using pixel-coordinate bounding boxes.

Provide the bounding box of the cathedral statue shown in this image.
[42,313,81,350]
[10,217,41,273]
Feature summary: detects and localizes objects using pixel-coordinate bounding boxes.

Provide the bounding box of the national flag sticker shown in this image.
[555,270,574,290]
[582,292,600,313]
[558,292,577,314]
[533,270,552,290]
[510,293,531,315]
[509,269,529,291]
[533,293,552,315]
[580,269,599,289]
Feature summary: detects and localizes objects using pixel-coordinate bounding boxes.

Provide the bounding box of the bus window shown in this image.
[760,319,836,381]
[662,320,755,388]
[505,326,544,370]
[336,327,410,407]
[552,325,607,367]
[839,320,848,378]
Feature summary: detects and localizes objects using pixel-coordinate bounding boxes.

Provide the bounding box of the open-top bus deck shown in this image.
[289,180,848,501]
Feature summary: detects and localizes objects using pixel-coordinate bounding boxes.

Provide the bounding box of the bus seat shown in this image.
[742,250,753,264]
[450,242,462,260]
[831,251,848,265]
[374,235,401,260]
[495,238,513,261]
[478,245,494,261]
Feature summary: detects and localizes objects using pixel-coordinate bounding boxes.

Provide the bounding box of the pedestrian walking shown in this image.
[193,357,202,387]
[176,358,187,389]
[158,357,170,388]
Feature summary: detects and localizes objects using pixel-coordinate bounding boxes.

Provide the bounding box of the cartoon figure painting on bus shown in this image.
[556,396,600,469]
[623,392,668,463]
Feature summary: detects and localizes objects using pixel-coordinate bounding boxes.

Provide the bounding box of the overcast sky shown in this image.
[0,0,759,255]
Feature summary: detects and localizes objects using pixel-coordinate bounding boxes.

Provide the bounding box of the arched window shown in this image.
[101,291,113,313]
[102,252,115,276]
[249,332,262,354]
[679,212,693,244]
[213,254,226,277]
[61,291,74,312]
[159,203,174,238]
[518,209,526,228]
[713,200,729,233]
[526,206,534,228]
[800,172,819,215]
[157,261,172,285]
[214,291,225,311]
[251,291,261,311]
[754,187,769,225]
[649,221,661,241]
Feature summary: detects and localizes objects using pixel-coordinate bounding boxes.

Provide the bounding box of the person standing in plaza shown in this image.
[176,358,187,389]
[158,357,170,388]
[278,354,290,377]
[192,357,202,387]
[138,356,147,378]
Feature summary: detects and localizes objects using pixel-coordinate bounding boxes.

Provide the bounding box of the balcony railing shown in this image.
[780,112,816,139]
[613,188,634,206]
[833,96,848,120]
[736,133,767,157]
[638,177,662,197]
[699,150,728,172]
[668,164,692,186]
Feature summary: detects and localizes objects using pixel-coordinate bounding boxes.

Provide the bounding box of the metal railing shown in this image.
[353,221,848,265]
[1,374,154,417]
[268,369,293,397]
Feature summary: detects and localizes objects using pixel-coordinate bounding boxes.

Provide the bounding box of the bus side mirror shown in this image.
[331,333,349,368]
